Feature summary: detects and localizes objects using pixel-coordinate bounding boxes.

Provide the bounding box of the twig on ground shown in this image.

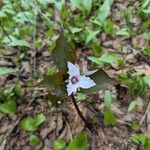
[70,94,93,131]
[66,121,73,141]
[140,100,150,125]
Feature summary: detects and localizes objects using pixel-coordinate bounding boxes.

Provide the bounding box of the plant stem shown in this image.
[70,94,93,131]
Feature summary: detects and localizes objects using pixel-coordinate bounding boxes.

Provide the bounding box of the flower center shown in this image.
[71,76,79,84]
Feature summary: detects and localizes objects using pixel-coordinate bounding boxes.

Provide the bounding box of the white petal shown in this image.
[67,62,80,77]
[67,82,78,96]
[78,76,96,89]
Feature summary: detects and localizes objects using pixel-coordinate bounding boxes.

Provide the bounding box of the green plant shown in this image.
[119,72,149,96]
[52,139,66,150]
[0,67,17,76]
[88,52,119,67]
[75,93,86,101]
[128,100,137,112]
[29,135,41,145]
[144,46,150,56]
[116,27,132,37]
[131,133,150,150]
[103,90,116,126]
[0,100,16,114]
[20,113,45,132]
[52,133,88,150]
[67,133,88,150]
[103,19,114,35]
[139,0,150,14]
[0,82,22,114]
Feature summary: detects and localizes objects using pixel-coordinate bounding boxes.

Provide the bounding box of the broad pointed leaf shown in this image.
[82,0,92,12]
[0,67,17,76]
[88,53,118,65]
[0,101,16,114]
[51,33,76,70]
[82,69,116,93]
[98,0,113,23]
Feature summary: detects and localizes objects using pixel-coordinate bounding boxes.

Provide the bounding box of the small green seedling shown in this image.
[52,133,88,150]
[67,132,88,150]
[0,100,16,114]
[52,139,66,150]
[131,133,150,150]
[29,135,41,145]
[0,82,22,114]
[20,113,45,132]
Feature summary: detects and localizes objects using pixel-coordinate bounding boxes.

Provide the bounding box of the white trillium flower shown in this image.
[67,62,96,96]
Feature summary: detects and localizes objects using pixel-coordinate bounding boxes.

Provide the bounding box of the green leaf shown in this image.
[67,133,88,150]
[51,33,76,70]
[116,28,131,37]
[131,134,150,149]
[14,82,22,96]
[0,67,17,76]
[53,139,66,150]
[98,0,112,23]
[144,75,150,84]
[99,53,118,63]
[104,109,116,126]
[91,43,102,56]
[0,11,6,18]
[141,0,150,14]
[29,135,40,145]
[0,101,16,114]
[55,0,65,11]
[141,0,150,9]
[47,66,57,76]
[38,0,49,6]
[75,93,86,101]
[20,113,45,132]
[103,19,114,35]
[13,11,35,24]
[104,90,112,109]
[131,122,141,130]
[70,0,82,7]
[142,8,150,14]
[82,0,92,12]
[128,101,137,112]
[82,69,116,93]
[69,27,83,34]
[20,117,36,131]
[144,46,150,56]
[86,30,99,43]
[88,53,118,65]
[34,113,45,127]
[144,32,150,40]
[3,35,30,47]
[8,39,30,47]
